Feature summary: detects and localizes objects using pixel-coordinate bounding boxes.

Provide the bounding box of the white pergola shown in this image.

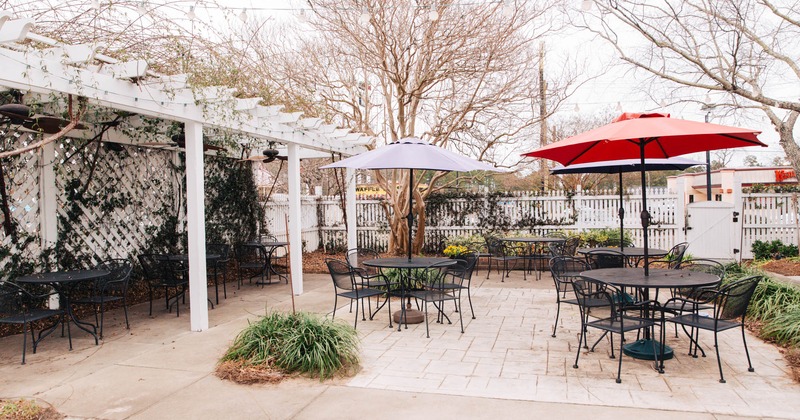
[0,14,362,331]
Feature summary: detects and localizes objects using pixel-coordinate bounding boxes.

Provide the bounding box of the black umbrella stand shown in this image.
[407,168,414,262]
[639,143,651,276]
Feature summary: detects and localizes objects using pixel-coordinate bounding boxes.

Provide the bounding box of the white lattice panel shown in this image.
[0,130,42,265]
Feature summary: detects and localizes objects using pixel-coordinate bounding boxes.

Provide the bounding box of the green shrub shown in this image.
[761,305,800,347]
[752,239,799,260]
[221,312,360,379]
[578,228,633,248]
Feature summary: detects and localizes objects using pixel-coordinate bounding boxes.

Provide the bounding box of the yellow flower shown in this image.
[444,245,469,257]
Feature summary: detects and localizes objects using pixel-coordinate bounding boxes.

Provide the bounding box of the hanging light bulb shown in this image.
[297,8,307,22]
[187,5,196,20]
[137,1,147,15]
[428,8,439,21]
[704,94,711,103]
[660,99,667,108]
[581,0,592,11]
[615,101,623,112]
[91,0,101,10]
[358,9,371,25]
[573,104,580,113]
[239,8,248,22]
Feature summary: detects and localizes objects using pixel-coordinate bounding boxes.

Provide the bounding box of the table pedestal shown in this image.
[393,302,424,324]
[623,339,674,361]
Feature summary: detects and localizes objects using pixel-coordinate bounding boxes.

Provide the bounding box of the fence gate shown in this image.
[686,201,738,260]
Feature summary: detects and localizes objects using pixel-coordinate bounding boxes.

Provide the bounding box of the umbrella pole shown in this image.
[619,171,625,251]
[639,144,650,276]
[407,168,414,262]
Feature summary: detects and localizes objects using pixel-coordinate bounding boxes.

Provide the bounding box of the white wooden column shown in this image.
[39,142,57,252]
[287,143,303,295]
[346,167,357,251]
[184,121,208,331]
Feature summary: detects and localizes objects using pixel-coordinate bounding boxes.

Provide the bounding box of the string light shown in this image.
[503,0,515,17]
[239,8,248,22]
[573,104,580,112]
[137,1,147,15]
[187,6,196,20]
[581,0,592,11]
[91,0,100,10]
[615,101,623,112]
[428,8,439,21]
[297,8,307,22]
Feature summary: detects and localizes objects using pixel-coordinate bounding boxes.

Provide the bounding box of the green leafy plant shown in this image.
[578,228,632,248]
[221,311,360,379]
[752,239,799,260]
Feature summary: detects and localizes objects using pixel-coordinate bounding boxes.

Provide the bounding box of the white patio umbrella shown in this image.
[321,137,502,261]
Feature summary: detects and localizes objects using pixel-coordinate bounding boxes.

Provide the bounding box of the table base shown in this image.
[623,339,673,361]
[393,303,424,325]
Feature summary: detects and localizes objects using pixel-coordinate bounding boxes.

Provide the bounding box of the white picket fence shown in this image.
[263,188,681,253]
[740,192,800,259]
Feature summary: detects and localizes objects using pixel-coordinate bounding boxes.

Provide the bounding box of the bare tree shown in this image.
[577,0,800,173]
[252,0,569,255]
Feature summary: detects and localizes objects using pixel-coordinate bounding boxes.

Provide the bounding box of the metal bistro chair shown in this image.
[261,233,288,284]
[572,277,660,384]
[71,258,133,339]
[234,243,268,287]
[206,243,231,304]
[438,253,478,319]
[648,242,689,269]
[406,260,464,338]
[346,248,395,316]
[138,254,189,317]
[326,259,389,329]
[659,258,726,337]
[0,280,71,364]
[549,256,598,339]
[486,238,520,281]
[663,275,764,383]
[585,249,627,269]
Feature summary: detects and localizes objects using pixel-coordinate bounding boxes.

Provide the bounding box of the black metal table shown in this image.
[579,267,720,362]
[501,237,565,280]
[243,241,288,285]
[363,257,457,331]
[163,253,221,305]
[16,269,111,346]
[577,247,669,267]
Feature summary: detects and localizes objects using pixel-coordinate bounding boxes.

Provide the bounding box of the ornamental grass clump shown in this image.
[219,311,360,382]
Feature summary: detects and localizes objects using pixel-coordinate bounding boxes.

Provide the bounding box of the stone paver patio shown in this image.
[0,268,798,419]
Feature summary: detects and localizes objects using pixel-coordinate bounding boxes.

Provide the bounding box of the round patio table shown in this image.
[501,237,565,280]
[243,241,288,284]
[577,247,669,267]
[363,257,458,330]
[16,269,111,345]
[579,267,720,362]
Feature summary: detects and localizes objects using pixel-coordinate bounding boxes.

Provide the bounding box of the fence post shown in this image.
[675,176,687,244]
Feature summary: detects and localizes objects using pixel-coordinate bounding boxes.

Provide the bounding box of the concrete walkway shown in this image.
[0,269,798,419]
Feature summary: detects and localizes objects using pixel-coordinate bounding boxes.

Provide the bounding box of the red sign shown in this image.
[776,169,796,182]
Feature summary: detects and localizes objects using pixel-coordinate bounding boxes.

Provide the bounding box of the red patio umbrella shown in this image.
[523,112,766,274]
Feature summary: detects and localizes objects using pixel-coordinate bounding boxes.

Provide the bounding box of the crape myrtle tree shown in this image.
[576,0,800,174]
[257,0,571,255]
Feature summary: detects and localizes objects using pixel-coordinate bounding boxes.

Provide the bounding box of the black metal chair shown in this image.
[206,243,230,304]
[648,242,689,269]
[562,237,580,256]
[138,254,189,317]
[585,249,627,269]
[660,258,726,338]
[663,275,764,383]
[0,280,70,364]
[346,247,395,316]
[71,258,132,339]
[486,238,520,281]
[234,243,268,287]
[406,260,464,338]
[326,259,389,329]
[549,256,595,338]
[572,277,660,383]
[261,233,288,284]
[437,253,478,319]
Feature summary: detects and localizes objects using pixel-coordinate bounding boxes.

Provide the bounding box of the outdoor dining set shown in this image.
[0,236,288,364]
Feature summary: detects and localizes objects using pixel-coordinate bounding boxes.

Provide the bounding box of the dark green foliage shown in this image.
[222,312,360,379]
[752,239,799,260]
[204,156,264,245]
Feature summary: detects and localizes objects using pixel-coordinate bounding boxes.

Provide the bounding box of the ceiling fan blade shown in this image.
[0,104,32,124]
[22,116,87,134]
[139,141,177,148]
[202,143,226,152]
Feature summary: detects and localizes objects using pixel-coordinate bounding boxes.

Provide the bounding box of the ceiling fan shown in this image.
[238,144,287,163]
[139,123,226,152]
[0,102,87,134]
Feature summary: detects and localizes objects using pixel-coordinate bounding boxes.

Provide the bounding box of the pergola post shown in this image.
[184,121,209,331]
[39,142,59,309]
[287,143,303,295]
[346,167,357,251]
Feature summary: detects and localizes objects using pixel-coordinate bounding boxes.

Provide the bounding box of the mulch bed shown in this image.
[760,259,800,276]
